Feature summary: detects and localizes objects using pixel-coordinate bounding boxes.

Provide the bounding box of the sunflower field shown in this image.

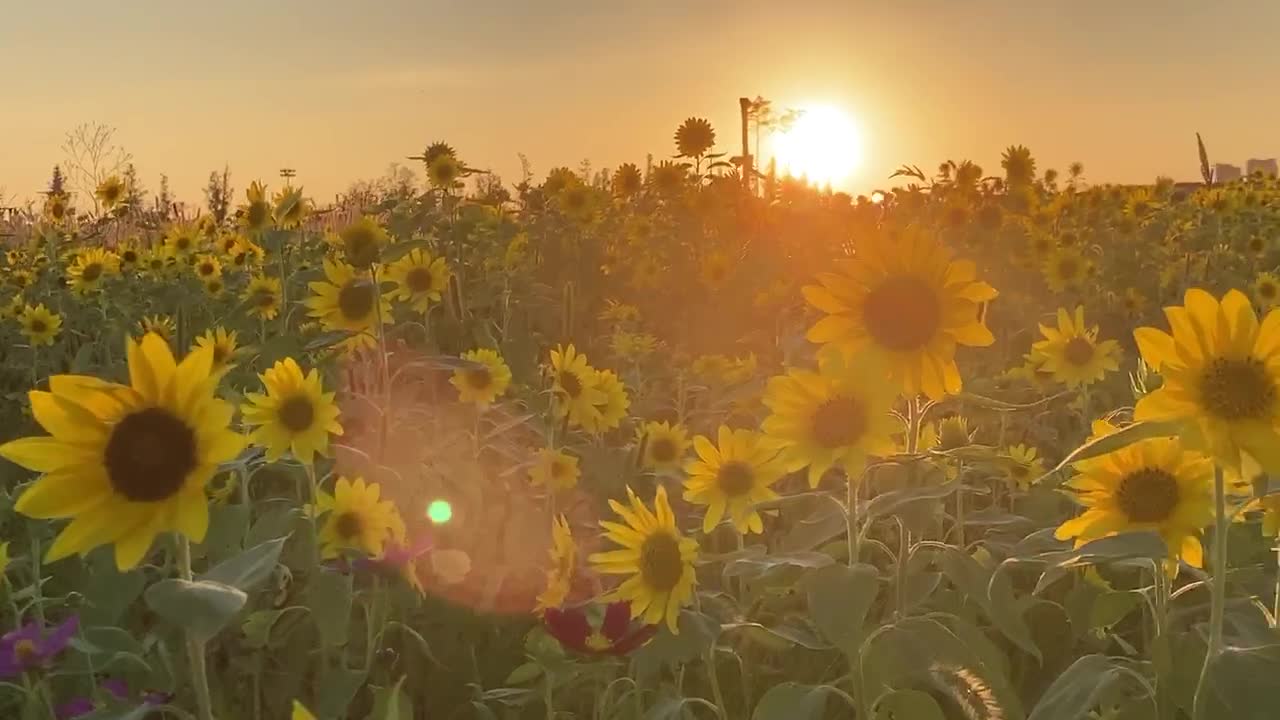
[0,125,1279,720]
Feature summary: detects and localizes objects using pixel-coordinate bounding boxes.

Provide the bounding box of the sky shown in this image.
[3,1,1280,205]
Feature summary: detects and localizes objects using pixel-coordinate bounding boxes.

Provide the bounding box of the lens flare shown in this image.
[427,498,453,524]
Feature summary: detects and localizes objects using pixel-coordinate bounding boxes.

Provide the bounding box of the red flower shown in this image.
[543,602,657,656]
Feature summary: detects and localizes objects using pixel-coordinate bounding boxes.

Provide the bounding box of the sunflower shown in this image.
[273,186,310,229]
[761,349,898,486]
[612,163,643,197]
[1134,288,1280,473]
[0,333,243,570]
[649,161,687,195]
[136,315,175,343]
[95,176,126,211]
[528,448,581,492]
[66,248,120,295]
[1055,421,1213,569]
[674,117,716,158]
[203,276,225,296]
[535,515,577,612]
[549,345,606,429]
[293,701,317,720]
[141,248,175,279]
[699,251,732,290]
[239,181,272,234]
[1042,248,1090,293]
[386,248,449,313]
[8,270,32,291]
[1002,444,1044,491]
[241,357,343,466]
[1121,287,1148,317]
[243,275,282,320]
[18,304,62,347]
[337,217,390,268]
[163,223,201,258]
[1253,271,1280,308]
[304,259,392,354]
[1245,234,1270,258]
[638,421,691,474]
[117,243,141,273]
[1240,494,1280,537]
[1030,306,1122,388]
[802,228,998,399]
[684,426,787,534]
[589,485,698,634]
[449,349,512,407]
[43,194,70,224]
[230,237,265,269]
[193,254,222,282]
[427,154,463,189]
[1,295,25,320]
[192,327,239,377]
[313,477,405,559]
[583,370,629,435]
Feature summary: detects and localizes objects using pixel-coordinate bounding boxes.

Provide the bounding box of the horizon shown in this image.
[6,2,1280,205]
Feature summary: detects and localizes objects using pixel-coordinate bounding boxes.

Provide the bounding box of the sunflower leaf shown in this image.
[872,690,946,720]
[198,535,290,592]
[752,683,849,719]
[1036,420,1181,487]
[143,578,247,643]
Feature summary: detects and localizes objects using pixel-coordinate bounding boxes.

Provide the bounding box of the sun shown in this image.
[771,104,863,187]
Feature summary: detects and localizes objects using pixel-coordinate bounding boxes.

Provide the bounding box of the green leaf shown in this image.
[752,683,845,720]
[722,622,830,651]
[198,535,289,592]
[1090,591,1143,630]
[630,610,720,683]
[722,549,834,579]
[1033,532,1167,594]
[1035,421,1180,487]
[81,558,146,628]
[143,578,247,643]
[70,343,95,373]
[805,563,878,649]
[307,570,353,647]
[367,676,413,720]
[953,391,1065,412]
[304,330,355,352]
[316,667,367,719]
[1028,654,1129,720]
[504,662,543,685]
[199,503,251,563]
[863,476,958,523]
[873,690,946,720]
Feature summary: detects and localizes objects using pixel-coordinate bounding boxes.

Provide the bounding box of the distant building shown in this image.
[1214,163,1242,182]
[1247,158,1279,177]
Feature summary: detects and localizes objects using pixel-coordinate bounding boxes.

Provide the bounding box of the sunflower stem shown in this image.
[1192,464,1228,720]
[846,470,860,565]
[704,648,728,720]
[28,528,44,626]
[1272,540,1279,628]
[276,233,289,336]
[177,536,216,720]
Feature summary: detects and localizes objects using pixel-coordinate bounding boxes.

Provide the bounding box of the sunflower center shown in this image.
[558,371,583,398]
[406,267,435,293]
[334,511,362,540]
[211,345,229,365]
[638,531,684,592]
[29,319,47,334]
[1116,467,1180,523]
[81,263,103,282]
[234,252,248,266]
[344,233,379,266]
[176,237,191,251]
[337,281,375,320]
[811,396,868,449]
[1063,337,1095,366]
[278,395,316,433]
[122,250,138,263]
[1057,258,1079,278]
[104,407,198,502]
[649,437,677,463]
[199,262,215,276]
[466,367,492,390]
[1199,357,1276,420]
[254,289,276,308]
[716,460,756,497]
[550,460,569,479]
[1262,283,1277,299]
[862,275,942,352]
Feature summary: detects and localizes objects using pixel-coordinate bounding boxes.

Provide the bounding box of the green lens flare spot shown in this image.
[427,499,453,525]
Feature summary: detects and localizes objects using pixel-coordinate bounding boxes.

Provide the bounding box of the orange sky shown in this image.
[4,2,1280,206]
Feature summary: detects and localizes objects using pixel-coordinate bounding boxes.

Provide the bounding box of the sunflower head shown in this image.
[535,515,578,612]
[136,315,176,343]
[95,175,127,211]
[314,477,405,560]
[19,304,62,347]
[387,248,450,313]
[273,186,310,229]
[1031,306,1122,388]
[338,217,389,268]
[529,448,581,493]
[612,163,644,197]
[244,275,282,320]
[240,182,273,233]
[427,154,464,189]
[193,327,239,376]
[674,117,716,158]
[241,357,343,466]
[1254,272,1280,308]
[450,349,512,407]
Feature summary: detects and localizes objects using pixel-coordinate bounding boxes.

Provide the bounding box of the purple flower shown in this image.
[0,615,79,678]
[56,678,172,720]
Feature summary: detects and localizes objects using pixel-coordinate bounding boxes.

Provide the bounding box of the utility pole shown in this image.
[739,97,753,194]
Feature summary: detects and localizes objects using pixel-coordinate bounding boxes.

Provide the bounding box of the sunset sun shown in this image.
[771,104,862,187]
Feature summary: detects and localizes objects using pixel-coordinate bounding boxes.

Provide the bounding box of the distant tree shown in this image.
[61,122,132,211]
[156,174,174,220]
[48,165,67,196]
[205,166,233,223]
[121,163,146,216]
[473,172,511,206]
